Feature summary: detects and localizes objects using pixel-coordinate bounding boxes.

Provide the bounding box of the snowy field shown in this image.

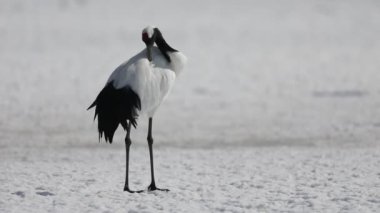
[1,0,380,212]
[1,147,379,212]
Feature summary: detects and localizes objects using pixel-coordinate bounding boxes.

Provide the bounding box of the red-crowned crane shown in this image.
[88,26,187,193]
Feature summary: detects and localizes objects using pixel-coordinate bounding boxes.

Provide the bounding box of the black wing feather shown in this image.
[87,82,141,143]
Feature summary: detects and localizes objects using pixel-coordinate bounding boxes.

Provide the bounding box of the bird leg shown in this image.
[123,121,143,193]
[147,118,169,192]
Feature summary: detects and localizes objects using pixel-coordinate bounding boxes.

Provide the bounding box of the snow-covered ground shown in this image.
[1,147,379,212]
[1,0,380,212]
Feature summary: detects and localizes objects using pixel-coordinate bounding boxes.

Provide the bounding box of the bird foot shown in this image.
[148,183,169,192]
[124,187,144,193]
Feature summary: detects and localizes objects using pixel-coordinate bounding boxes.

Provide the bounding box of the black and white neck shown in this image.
[154,28,178,63]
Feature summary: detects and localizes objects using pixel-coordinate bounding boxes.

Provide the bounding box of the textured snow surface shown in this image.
[1,0,380,212]
[1,147,380,212]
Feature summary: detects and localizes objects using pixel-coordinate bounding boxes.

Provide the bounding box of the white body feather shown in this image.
[107,47,187,117]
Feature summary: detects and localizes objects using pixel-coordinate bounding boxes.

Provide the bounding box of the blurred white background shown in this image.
[1,0,380,148]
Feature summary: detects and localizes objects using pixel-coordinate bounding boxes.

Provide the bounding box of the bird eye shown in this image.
[142,32,149,42]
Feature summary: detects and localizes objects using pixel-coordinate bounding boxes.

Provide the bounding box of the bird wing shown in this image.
[107,57,151,99]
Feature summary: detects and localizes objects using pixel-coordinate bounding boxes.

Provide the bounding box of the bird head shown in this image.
[142,26,156,46]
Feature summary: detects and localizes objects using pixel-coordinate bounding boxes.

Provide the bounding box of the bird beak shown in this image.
[146,43,153,62]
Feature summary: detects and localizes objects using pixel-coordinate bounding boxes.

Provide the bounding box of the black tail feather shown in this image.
[88,83,141,143]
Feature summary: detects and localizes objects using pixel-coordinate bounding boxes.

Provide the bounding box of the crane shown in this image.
[88,26,187,192]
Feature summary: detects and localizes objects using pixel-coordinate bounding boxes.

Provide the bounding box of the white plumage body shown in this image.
[107,47,187,117]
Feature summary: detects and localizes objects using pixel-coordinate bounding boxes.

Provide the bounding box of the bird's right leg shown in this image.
[123,121,143,193]
[147,117,169,192]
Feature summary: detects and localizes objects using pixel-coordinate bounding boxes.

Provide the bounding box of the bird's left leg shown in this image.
[147,117,169,192]
[123,121,143,193]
